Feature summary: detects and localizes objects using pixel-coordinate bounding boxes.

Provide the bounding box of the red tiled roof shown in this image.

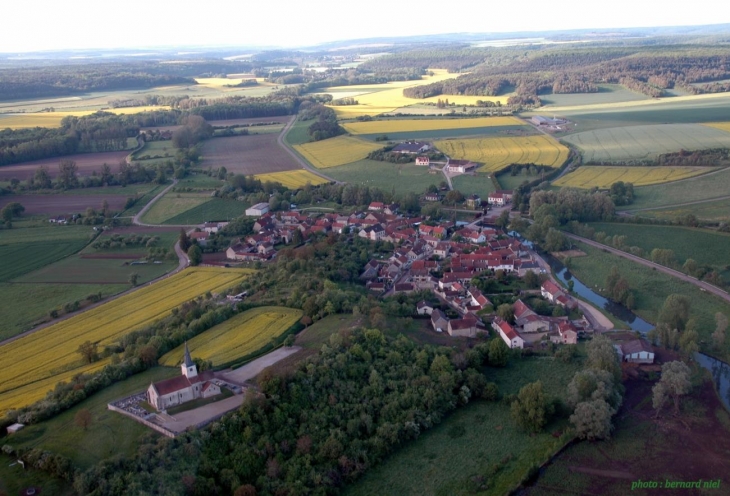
[542,280,563,296]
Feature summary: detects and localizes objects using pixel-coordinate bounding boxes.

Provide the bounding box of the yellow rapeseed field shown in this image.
[255,170,329,188]
[553,166,711,189]
[342,116,523,135]
[0,106,171,129]
[294,136,382,168]
[434,135,570,173]
[704,122,730,134]
[0,267,252,414]
[160,306,302,367]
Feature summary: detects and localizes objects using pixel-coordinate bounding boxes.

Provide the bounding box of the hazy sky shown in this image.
[2,0,728,52]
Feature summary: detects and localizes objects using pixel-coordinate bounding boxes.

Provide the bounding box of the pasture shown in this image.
[201,134,300,175]
[162,198,250,225]
[496,171,535,191]
[324,160,442,195]
[294,136,382,169]
[342,116,524,135]
[0,193,129,215]
[5,367,178,469]
[561,123,730,163]
[451,174,497,197]
[539,84,650,107]
[587,223,730,278]
[617,167,730,210]
[0,267,252,414]
[635,197,730,223]
[553,166,711,189]
[160,306,302,367]
[568,242,730,361]
[0,150,132,181]
[131,140,176,166]
[140,191,212,224]
[254,169,329,188]
[347,356,581,496]
[434,135,569,173]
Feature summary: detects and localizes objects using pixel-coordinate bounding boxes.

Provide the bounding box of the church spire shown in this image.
[183,341,194,367]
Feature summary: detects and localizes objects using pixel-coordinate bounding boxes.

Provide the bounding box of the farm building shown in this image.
[487,190,513,205]
[531,116,567,126]
[245,203,270,217]
[146,343,221,411]
[446,159,477,173]
[424,192,441,202]
[614,339,655,364]
[415,156,430,166]
[6,423,24,434]
[392,141,431,154]
[431,309,448,332]
[203,222,228,233]
[448,315,479,338]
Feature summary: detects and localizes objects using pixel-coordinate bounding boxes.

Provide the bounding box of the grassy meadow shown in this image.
[434,135,569,173]
[294,135,382,168]
[561,123,730,163]
[635,197,730,223]
[342,116,524,135]
[553,166,712,188]
[451,174,497,197]
[617,167,730,210]
[324,160,442,194]
[568,242,730,361]
[0,267,251,414]
[254,169,329,188]
[347,355,582,496]
[160,306,302,367]
[140,191,212,224]
[539,84,651,107]
[161,197,250,224]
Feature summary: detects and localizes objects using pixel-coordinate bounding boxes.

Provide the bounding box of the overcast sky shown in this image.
[2,0,728,53]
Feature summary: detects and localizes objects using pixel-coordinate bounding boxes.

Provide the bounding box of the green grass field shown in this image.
[140,191,212,224]
[284,119,312,146]
[347,355,582,496]
[175,173,226,189]
[561,124,730,163]
[539,84,650,107]
[635,197,730,223]
[451,174,497,198]
[619,167,730,210]
[162,197,249,224]
[587,223,730,277]
[131,141,176,166]
[4,367,178,470]
[358,125,535,142]
[496,171,535,191]
[0,282,128,340]
[325,160,443,195]
[119,184,165,216]
[0,460,74,496]
[568,242,730,361]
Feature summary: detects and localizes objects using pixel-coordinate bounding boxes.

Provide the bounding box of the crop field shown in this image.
[539,84,650,107]
[162,198,250,225]
[0,225,92,281]
[324,160,441,194]
[347,356,581,496]
[434,135,569,173]
[553,166,711,189]
[561,123,730,162]
[140,191,212,224]
[587,223,730,278]
[294,136,382,168]
[636,197,730,223]
[160,306,302,367]
[704,122,730,133]
[450,174,496,197]
[0,193,129,215]
[0,150,132,181]
[0,267,251,414]
[254,169,329,188]
[342,116,524,135]
[616,167,730,210]
[131,140,176,166]
[568,242,730,361]
[202,134,300,174]
[144,116,290,134]
[358,125,535,142]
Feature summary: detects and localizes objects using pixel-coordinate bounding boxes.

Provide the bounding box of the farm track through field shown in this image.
[564,233,730,304]
[278,117,341,183]
[622,194,730,213]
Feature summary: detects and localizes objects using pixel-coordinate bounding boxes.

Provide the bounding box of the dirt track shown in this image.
[564,232,730,304]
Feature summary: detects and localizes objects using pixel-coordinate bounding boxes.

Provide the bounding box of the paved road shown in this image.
[564,232,730,305]
[277,116,341,184]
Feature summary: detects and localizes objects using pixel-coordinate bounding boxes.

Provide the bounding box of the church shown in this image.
[146,343,220,411]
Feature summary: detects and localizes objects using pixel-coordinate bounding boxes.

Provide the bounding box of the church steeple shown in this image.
[181,342,198,378]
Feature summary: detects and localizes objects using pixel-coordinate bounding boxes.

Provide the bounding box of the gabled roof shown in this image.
[542,280,563,296]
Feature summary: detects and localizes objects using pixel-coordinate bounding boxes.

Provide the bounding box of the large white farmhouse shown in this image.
[146,343,220,411]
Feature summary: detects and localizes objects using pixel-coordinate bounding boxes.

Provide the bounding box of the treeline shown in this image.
[360,46,510,73]
[299,103,345,141]
[75,328,501,495]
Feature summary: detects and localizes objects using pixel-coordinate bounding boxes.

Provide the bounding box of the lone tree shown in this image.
[652,360,692,416]
[188,245,202,266]
[488,338,509,367]
[77,340,99,364]
[658,294,691,332]
[570,399,615,440]
[74,408,92,431]
[510,381,551,433]
[129,272,139,287]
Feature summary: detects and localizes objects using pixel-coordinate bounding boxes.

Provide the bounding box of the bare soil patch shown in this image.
[201,134,300,175]
[0,194,128,215]
[0,151,131,181]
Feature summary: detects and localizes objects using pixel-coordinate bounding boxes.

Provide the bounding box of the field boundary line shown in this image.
[278,116,342,184]
[623,194,730,213]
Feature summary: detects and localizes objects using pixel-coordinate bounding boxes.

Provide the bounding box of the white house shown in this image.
[146,344,221,411]
[492,317,524,349]
[203,222,228,233]
[245,203,270,217]
[615,339,655,364]
[415,156,430,166]
[417,301,434,315]
[487,190,513,205]
[446,159,477,173]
